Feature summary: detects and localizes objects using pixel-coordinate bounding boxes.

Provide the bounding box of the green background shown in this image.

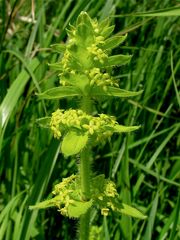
[0,1,179,239]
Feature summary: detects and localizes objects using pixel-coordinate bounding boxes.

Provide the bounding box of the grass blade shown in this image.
[0,58,40,150]
[143,192,159,240]
[113,6,180,17]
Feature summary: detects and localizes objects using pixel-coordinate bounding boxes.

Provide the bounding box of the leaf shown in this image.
[105,54,132,67]
[4,50,41,92]
[48,62,63,71]
[102,34,127,50]
[76,11,93,30]
[77,23,94,41]
[92,175,106,193]
[91,86,143,98]
[119,203,147,219]
[113,125,140,133]
[143,192,158,239]
[50,43,66,53]
[99,18,109,30]
[112,6,180,17]
[37,86,82,99]
[29,199,54,210]
[67,200,92,218]
[61,131,88,156]
[101,25,115,38]
[36,117,51,128]
[0,58,40,151]
[133,6,180,17]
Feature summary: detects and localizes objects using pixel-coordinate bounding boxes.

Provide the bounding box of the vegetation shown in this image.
[0,1,179,240]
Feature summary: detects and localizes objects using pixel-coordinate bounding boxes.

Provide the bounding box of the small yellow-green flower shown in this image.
[50,109,117,142]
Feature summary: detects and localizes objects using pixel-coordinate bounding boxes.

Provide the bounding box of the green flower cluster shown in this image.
[50,108,117,140]
[51,174,78,216]
[29,174,146,220]
[87,67,119,90]
[62,13,108,70]
[89,226,102,240]
[91,175,118,217]
[53,12,120,92]
[32,174,120,218]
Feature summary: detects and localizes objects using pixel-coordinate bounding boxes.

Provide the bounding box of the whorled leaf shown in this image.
[37,86,82,100]
[50,43,66,53]
[61,131,88,156]
[118,203,147,219]
[29,198,55,210]
[105,54,132,67]
[102,34,127,50]
[67,200,93,218]
[113,124,140,133]
[91,86,143,98]
[101,25,115,38]
[48,62,63,71]
[76,11,93,30]
[76,23,95,45]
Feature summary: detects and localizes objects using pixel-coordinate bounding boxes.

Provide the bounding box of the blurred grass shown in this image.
[0,0,180,239]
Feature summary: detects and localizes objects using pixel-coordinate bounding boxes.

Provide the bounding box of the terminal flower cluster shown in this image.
[50,108,117,141]
[51,12,121,93]
[62,15,108,70]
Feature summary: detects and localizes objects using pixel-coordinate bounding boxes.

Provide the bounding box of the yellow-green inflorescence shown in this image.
[29,174,121,218]
[53,12,120,92]
[50,108,117,142]
[52,174,77,216]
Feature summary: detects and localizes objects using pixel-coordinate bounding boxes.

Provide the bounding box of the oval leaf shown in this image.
[61,131,88,156]
[113,125,140,133]
[29,199,54,210]
[67,200,92,218]
[101,25,115,38]
[102,34,127,50]
[105,54,132,67]
[48,62,63,71]
[37,86,82,100]
[119,203,147,219]
[91,86,143,98]
[50,43,66,53]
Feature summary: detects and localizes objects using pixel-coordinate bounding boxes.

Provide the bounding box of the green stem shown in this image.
[79,147,91,240]
[79,96,92,240]
[81,96,92,114]
[80,149,91,200]
[80,209,91,240]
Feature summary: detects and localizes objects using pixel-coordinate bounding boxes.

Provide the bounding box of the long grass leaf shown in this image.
[134,125,180,195]
[18,139,60,240]
[143,192,159,240]
[113,6,180,17]
[171,51,180,107]
[0,58,40,150]
[4,50,41,92]
[169,192,180,240]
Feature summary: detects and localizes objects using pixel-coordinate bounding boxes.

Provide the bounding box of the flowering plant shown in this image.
[30,12,146,239]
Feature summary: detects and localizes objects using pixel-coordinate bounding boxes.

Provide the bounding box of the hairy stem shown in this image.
[79,139,92,240]
[79,96,92,240]
[80,96,92,114]
[80,148,91,200]
[80,210,91,240]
